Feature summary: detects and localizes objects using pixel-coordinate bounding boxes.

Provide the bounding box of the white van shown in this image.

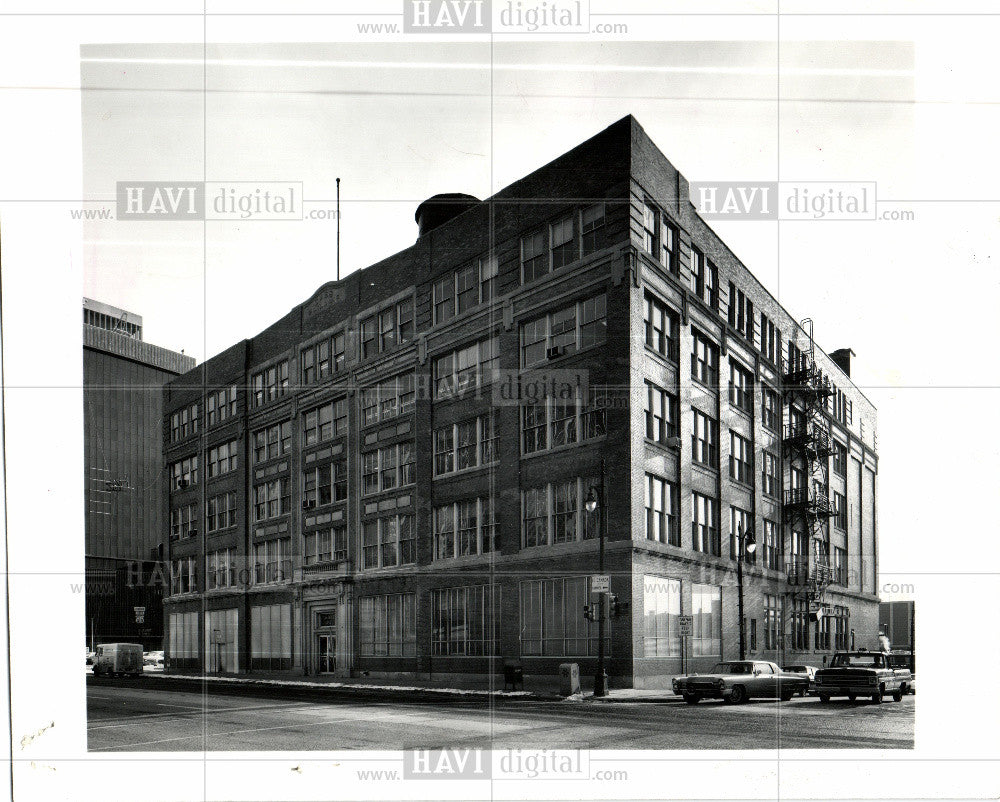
[92,643,144,677]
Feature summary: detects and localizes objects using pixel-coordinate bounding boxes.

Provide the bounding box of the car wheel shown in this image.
[892,690,903,702]
[819,694,831,703]
[683,693,701,705]
[872,685,884,704]
[848,694,857,701]
[729,685,748,704]
[780,691,794,702]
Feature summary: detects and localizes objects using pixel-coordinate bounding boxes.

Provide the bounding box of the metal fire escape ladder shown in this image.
[781,319,836,604]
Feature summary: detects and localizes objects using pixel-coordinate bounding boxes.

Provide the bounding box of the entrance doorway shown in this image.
[317,633,336,674]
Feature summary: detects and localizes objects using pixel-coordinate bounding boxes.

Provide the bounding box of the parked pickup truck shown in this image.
[814,650,912,703]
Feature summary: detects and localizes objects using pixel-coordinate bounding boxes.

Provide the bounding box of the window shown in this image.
[692,409,718,468]
[171,456,198,490]
[762,520,781,571]
[435,258,498,323]
[729,360,753,414]
[814,609,831,650]
[206,548,234,590]
[170,557,197,595]
[432,585,502,656]
[641,199,658,256]
[360,372,415,426]
[521,229,548,283]
[206,439,238,478]
[205,491,237,533]
[692,492,719,555]
[833,546,848,585]
[645,474,679,546]
[762,386,779,431]
[727,282,754,341]
[691,247,717,308]
[833,491,848,530]
[760,313,779,364]
[692,584,722,656]
[250,603,292,671]
[167,611,198,665]
[206,386,237,426]
[832,440,847,477]
[360,443,414,496]
[170,402,200,442]
[361,513,415,569]
[252,421,291,464]
[691,332,719,386]
[791,599,809,650]
[304,526,347,565]
[729,506,754,563]
[661,218,678,272]
[252,478,290,522]
[433,412,499,475]
[764,595,781,650]
[520,294,607,367]
[729,431,753,484]
[520,577,606,656]
[303,398,348,446]
[520,391,604,455]
[302,461,347,508]
[644,381,678,444]
[521,477,595,549]
[434,337,498,398]
[300,338,332,385]
[643,292,679,361]
[170,503,198,540]
[643,575,681,656]
[550,215,576,269]
[761,451,779,498]
[581,203,609,255]
[433,498,498,560]
[252,538,290,584]
[359,593,416,656]
[360,300,414,358]
[833,605,850,649]
[749,618,758,652]
[434,274,455,323]
[250,361,289,408]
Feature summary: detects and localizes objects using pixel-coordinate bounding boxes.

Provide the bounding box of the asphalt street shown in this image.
[87,681,914,751]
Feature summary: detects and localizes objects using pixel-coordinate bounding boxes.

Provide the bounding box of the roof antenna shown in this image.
[336,177,341,282]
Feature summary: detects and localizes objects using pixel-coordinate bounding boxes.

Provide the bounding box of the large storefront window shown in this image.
[250,603,292,671]
[519,577,605,657]
[168,611,199,669]
[691,584,722,656]
[431,585,501,656]
[359,593,416,657]
[205,608,239,673]
[643,576,681,657]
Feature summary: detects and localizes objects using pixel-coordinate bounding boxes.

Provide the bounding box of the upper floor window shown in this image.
[520,293,607,367]
[361,299,414,359]
[434,337,499,399]
[521,229,548,284]
[362,443,415,496]
[833,491,848,530]
[761,451,779,498]
[729,430,753,484]
[661,218,678,273]
[729,360,753,415]
[691,331,719,387]
[762,386,779,431]
[643,292,679,361]
[729,506,753,563]
[641,199,658,256]
[762,520,781,571]
[206,439,238,479]
[433,497,498,560]
[170,402,200,442]
[692,409,718,468]
[361,372,416,426]
[303,398,348,446]
[301,332,346,384]
[205,491,237,534]
[692,492,720,556]
[252,537,291,584]
[435,257,498,324]
[170,503,197,540]
[206,548,235,590]
[251,361,289,408]
[727,282,754,342]
[521,388,606,455]
[361,514,416,570]
[832,440,848,477]
[690,248,717,309]
[550,215,576,270]
[170,557,197,595]
[522,477,596,548]
[170,456,198,490]
[645,474,679,546]
[253,421,291,464]
[644,381,678,444]
[303,526,348,565]
[434,411,499,476]
[205,387,237,427]
[252,478,290,522]
[760,313,779,364]
[581,203,609,256]
[302,461,347,508]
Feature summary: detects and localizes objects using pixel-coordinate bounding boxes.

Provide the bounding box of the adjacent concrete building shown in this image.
[84,298,195,649]
[163,116,881,687]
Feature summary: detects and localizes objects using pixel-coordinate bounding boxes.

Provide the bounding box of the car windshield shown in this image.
[709,663,751,674]
[832,653,884,668]
[784,666,806,672]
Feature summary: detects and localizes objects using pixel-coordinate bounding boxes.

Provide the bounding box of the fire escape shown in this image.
[781,319,835,604]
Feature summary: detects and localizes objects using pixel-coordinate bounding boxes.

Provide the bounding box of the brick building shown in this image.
[84,298,195,649]
[163,116,880,687]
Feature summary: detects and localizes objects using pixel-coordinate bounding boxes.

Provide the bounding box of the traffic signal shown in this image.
[582,604,596,622]
[610,594,630,619]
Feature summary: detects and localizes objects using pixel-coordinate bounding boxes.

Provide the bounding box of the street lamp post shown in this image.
[586,459,607,698]
[736,522,757,661]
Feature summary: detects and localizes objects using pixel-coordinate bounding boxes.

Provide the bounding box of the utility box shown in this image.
[559,663,581,696]
[503,658,524,691]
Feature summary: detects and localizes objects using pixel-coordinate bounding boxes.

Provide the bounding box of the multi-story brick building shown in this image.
[84,298,195,649]
[163,116,880,687]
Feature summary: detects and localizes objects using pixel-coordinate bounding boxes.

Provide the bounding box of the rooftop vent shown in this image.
[414,193,479,238]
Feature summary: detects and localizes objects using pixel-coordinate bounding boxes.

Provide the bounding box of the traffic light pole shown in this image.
[594,460,608,698]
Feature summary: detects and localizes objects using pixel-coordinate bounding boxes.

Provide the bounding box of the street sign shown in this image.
[678,615,693,635]
[133,606,145,624]
[590,574,610,594]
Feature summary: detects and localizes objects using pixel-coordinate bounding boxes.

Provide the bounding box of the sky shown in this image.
[75,39,999,593]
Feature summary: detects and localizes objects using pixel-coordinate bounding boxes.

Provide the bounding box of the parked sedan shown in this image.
[672,661,809,704]
[782,665,819,695]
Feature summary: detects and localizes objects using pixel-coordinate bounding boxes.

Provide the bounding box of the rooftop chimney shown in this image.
[830,348,856,377]
[414,193,479,238]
